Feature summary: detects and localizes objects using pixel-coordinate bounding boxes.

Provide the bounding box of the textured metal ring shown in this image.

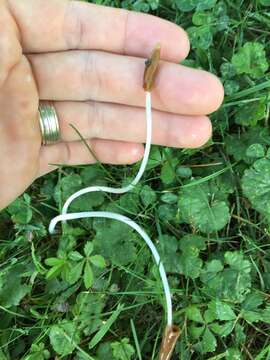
[38,101,60,145]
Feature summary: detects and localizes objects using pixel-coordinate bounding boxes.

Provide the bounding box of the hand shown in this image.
[0,0,224,210]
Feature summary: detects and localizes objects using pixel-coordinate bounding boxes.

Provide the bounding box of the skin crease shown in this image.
[0,0,224,210]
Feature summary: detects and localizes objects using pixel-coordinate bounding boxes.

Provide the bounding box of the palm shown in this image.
[0,51,40,208]
[0,0,223,210]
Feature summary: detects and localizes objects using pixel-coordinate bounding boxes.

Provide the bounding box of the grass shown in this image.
[1,0,270,359]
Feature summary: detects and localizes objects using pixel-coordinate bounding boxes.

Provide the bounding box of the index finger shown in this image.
[7,0,190,62]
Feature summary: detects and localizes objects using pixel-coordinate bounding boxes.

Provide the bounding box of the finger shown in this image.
[0,4,22,86]
[38,139,144,176]
[8,0,189,61]
[29,51,224,115]
[54,101,212,148]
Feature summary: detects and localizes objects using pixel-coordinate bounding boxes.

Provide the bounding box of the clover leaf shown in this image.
[93,222,137,265]
[178,182,230,233]
[232,42,269,79]
[201,252,251,303]
[111,338,135,360]
[49,321,80,356]
[234,99,266,127]
[242,158,270,219]
[175,0,217,11]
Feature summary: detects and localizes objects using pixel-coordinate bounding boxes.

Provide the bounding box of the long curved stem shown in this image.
[48,92,173,327]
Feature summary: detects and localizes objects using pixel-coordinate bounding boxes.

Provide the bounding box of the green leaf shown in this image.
[189,324,205,339]
[90,255,106,269]
[46,264,64,280]
[226,127,270,162]
[186,305,204,323]
[201,328,217,353]
[175,0,197,11]
[225,251,251,273]
[96,343,114,360]
[242,158,270,219]
[235,99,266,127]
[179,182,230,233]
[93,222,136,266]
[68,251,84,262]
[75,293,104,336]
[160,161,176,184]
[178,235,206,279]
[246,144,265,158]
[84,242,94,257]
[179,235,206,254]
[23,343,50,360]
[176,166,192,178]
[158,235,182,273]
[160,193,178,204]
[54,173,104,210]
[208,299,236,321]
[0,266,30,308]
[235,324,246,345]
[175,0,217,11]
[111,338,135,360]
[204,309,216,324]
[192,11,213,26]
[140,185,157,207]
[89,304,123,349]
[67,260,84,285]
[7,194,32,224]
[84,261,94,288]
[158,204,177,222]
[261,305,270,324]
[242,292,264,311]
[45,257,65,266]
[225,348,242,360]
[210,321,234,337]
[180,255,203,279]
[49,321,80,356]
[188,25,213,50]
[54,173,82,204]
[45,258,68,280]
[201,252,251,303]
[204,259,224,273]
[0,280,29,308]
[241,310,261,323]
[232,42,269,78]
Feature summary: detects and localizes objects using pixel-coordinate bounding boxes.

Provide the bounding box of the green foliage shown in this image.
[178,181,230,233]
[111,338,135,360]
[232,42,269,79]
[49,321,81,356]
[2,0,270,359]
[23,343,50,360]
[93,222,137,265]
[45,241,106,288]
[234,99,267,126]
[7,193,32,224]
[242,157,270,221]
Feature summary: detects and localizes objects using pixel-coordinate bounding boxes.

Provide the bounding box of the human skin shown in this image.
[0,0,224,210]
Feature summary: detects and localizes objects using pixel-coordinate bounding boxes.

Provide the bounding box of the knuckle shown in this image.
[83,52,103,99]
[89,101,104,138]
[63,1,84,49]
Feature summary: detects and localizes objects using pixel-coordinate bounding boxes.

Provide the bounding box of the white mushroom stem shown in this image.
[48,91,173,327]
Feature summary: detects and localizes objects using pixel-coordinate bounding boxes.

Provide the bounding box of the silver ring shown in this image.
[38,101,61,145]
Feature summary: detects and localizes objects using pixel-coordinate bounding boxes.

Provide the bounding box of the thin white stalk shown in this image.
[49,91,173,327]
[49,211,172,326]
[61,92,152,216]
